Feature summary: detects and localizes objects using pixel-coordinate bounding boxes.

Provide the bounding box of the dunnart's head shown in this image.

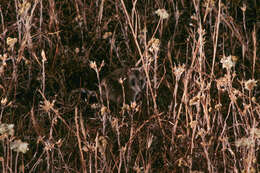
[101,68,146,104]
[126,68,146,101]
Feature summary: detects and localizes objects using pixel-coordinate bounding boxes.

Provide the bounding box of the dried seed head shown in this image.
[155,9,169,19]
[89,61,97,70]
[245,79,257,91]
[220,55,236,70]
[7,37,17,48]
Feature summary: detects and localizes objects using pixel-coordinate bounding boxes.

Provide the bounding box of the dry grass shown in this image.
[0,0,259,172]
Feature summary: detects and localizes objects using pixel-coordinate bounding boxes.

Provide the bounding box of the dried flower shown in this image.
[18,0,31,15]
[0,123,14,136]
[10,139,29,153]
[41,50,47,62]
[190,13,197,21]
[40,99,55,113]
[235,137,254,148]
[44,140,55,151]
[148,38,160,53]
[242,104,250,115]
[240,3,247,12]
[75,47,80,54]
[173,64,185,79]
[215,103,222,110]
[130,101,140,112]
[102,32,112,39]
[155,9,169,19]
[197,128,206,137]
[130,101,137,109]
[189,121,198,129]
[101,106,108,115]
[244,79,257,91]
[110,117,119,131]
[84,142,96,152]
[0,54,8,63]
[7,37,17,49]
[118,77,125,84]
[250,128,260,138]
[232,89,241,96]
[122,103,130,111]
[75,14,83,23]
[147,134,154,149]
[1,97,8,106]
[189,93,200,106]
[220,55,236,70]
[89,61,97,70]
[202,0,215,8]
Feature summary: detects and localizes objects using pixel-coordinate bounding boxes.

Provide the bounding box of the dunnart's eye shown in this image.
[131,79,136,86]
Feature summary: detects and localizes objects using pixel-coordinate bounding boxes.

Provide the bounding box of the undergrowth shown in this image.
[0,0,259,172]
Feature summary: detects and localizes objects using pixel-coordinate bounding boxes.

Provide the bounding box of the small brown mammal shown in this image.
[101,68,145,104]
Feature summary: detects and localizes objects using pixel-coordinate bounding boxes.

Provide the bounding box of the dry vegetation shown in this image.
[0,0,259,172]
